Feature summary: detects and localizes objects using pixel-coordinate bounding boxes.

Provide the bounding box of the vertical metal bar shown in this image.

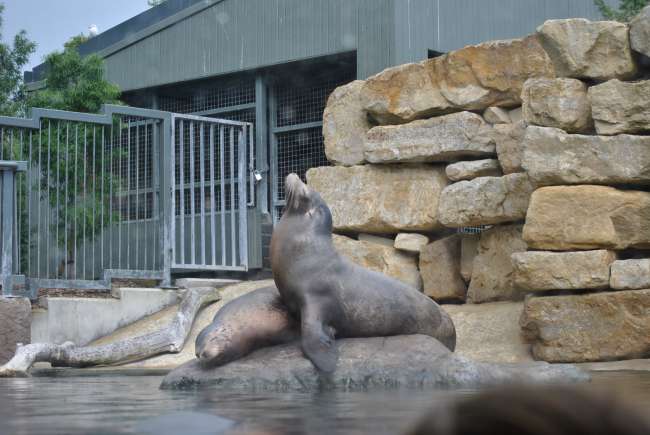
[27,130,32,276]
[109,121,114,272]
[46,121,51,278]
[189,121,196,265]
[255,75,268,214]
[74,124,78,279]
[219,126,226,266]
[92,126,96,277]
[199,123,206,265]
[1,170,15,295]
[160,114,174,287]
[135,122,140,269]
[248,124,254,207]
[229,127,236,267]
[143,122,148,270]
[238,129,249,270]
[37,123,42,278]
[0,128,3,160]
[64,123,69,279]
[179,120,185,265]
[55,122,60,277]
[101,125,105,271]
[126,121,131,270]
[209,124,216,266]
[14,131,22,274]
[152,120,160,270]
[269,87,279,224]
[83,124,87,279]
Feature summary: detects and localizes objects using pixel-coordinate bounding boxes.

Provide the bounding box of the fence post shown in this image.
[159,115,174,287]
[1,161,27,297]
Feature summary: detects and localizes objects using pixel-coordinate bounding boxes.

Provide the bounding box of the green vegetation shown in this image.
[148,0,166,7]
[594,0,649,21]
[0,3,36,116]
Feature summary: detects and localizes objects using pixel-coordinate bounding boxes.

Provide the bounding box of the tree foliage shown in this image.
[148,0,166,7]
[0,3,36,116]
[594,0,649,21]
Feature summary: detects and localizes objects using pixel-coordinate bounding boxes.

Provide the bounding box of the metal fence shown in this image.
[0,160,27,296]
[0,105,253,298]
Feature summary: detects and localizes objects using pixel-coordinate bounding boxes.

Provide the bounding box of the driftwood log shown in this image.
[0,287,220,378]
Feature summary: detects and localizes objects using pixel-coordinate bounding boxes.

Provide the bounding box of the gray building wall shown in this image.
[101,0,612,92]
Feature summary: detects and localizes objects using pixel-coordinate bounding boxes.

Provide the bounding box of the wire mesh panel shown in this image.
[159,80,255,114]
[171,114,252,271]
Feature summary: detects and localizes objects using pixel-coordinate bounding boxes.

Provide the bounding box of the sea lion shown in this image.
[195,286,299,367]
[270,173,456,372]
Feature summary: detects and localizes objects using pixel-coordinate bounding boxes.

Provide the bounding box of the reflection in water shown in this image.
[0,372,648,435]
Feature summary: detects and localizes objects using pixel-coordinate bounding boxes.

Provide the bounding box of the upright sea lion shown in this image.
[195,286,299,367]
[270,173,456,372]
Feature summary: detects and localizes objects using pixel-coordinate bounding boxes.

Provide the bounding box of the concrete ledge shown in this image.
[175,278,240,289]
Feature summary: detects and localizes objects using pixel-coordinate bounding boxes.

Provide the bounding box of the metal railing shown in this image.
[0,160,27,296]
[0,105,253,298]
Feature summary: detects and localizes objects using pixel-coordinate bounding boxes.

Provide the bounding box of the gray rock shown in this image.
[394,233,429,254]
[509,107,523,123]
[521,126,650,186]
[512,250,616,292]
[610,259,650,290]
[537,18,637,80]
[460,233,480,283]
[494,121,527,174]
[323,80,372,166]
[467,224,528,304]
[364,112,495,164]
[438,174,534,228]
[419,235,466,302]
[483,107,511,124]
[589,79,650,135]
[160,335,589,391]
[307,164,449,234]
[445,159,502,182]
[630,6,650,58]
[0,297,31,365]
[521,78,592,133]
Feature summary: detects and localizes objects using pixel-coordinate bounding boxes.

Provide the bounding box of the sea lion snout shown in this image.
[284,173,311,213]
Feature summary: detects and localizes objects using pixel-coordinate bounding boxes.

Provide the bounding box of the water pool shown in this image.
[0,371,648,435]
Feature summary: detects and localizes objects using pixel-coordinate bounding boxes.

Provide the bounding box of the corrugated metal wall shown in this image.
[104,0,614,92]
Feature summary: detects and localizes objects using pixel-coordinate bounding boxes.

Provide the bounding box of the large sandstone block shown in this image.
[0,297,31,365]
[494,121,527,174]
[483,107,512,124]
[523,185,650,250]
[419,235,466,302]
[364,112,495,164]
[537,19,637,80]
[630,6,650,58]
[521,78,591,133]
[333,234,422,290]
[467,224,528,304]
[521,290,650,362]
[438,173,534,228]
[610,259,650,290]
[394,233,429,254]
[512,250,616,292]
[589,79,650,135]
[445,159,502,182]
[306,165,448,234]
[360,36,554,124]
[323,80,372,166]
[521,126,650,186]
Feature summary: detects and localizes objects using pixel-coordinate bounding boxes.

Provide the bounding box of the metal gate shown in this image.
[0,105,253,297]
[170,114,253,272]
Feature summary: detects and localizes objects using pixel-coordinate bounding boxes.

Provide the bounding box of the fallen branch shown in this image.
[0,287,220,377]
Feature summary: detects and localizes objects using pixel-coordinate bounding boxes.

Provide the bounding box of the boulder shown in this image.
[467,224,528,303]
[494,121,527,174]
[306,165,448,234]
[360,62,451,125]
[438,174,534,227]
[394,233,429,254]
[360,36,554,124]
[333,234,422,290]
[512,250,616,292]
[523,185,650,250]
[610,259,650,290]
[445,159,502,182]
[630,6,650,58]
[364,112,495,164]
[537,18,637,80]
[509,107,523,123]
[160,335,589,391]
[521,290,650,362]
[483,107,511,124]
[460,233,480,283]
[322,80,372,166]
[419,235,466,301]
[430,35,555,110]
[589,79,650,135]
[0,297,31,365]
[521,78,591,133]
[446,302,533,363]
[521,126,650,186]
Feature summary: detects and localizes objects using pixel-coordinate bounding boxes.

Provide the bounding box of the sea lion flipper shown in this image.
[301,305,338,373]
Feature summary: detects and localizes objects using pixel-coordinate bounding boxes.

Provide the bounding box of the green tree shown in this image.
[148,0,166,7]
[594,0,649,21]
[26,35,125,278]
[0,3,36,116]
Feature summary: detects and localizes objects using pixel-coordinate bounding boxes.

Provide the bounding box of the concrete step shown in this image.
[31,288,179,346]
[174,278,241,289]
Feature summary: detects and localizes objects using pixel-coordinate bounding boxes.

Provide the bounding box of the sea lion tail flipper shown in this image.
[301,306,338,373]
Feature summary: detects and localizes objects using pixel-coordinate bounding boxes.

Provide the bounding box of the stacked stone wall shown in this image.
[309,9,650,364]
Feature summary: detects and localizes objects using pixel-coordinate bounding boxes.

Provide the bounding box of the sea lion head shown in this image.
[195,324,240,367]
[283,173,332,235]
